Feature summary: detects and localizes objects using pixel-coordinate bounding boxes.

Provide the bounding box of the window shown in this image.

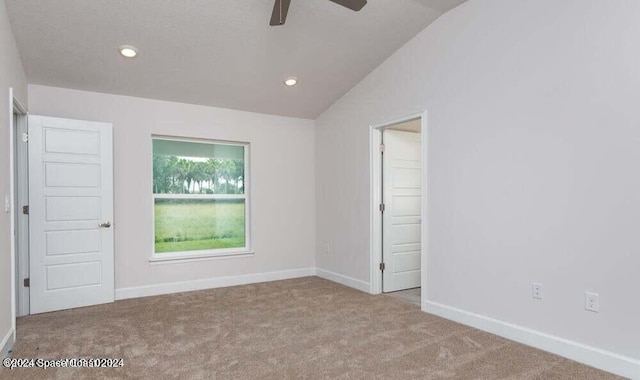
[152,137,250,259]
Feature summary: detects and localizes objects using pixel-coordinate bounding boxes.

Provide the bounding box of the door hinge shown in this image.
[22,205,29,215]
[379,262,385,271]
[21,133,29,143]
[379,143,385,153]
[23,278,30,287]
[379,203,385,212]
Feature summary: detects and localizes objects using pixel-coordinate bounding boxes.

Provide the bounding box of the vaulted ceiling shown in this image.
[6,0,466,118]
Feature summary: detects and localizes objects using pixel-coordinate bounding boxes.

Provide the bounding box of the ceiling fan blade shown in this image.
[328,0,367,11]
[270,0,291,26]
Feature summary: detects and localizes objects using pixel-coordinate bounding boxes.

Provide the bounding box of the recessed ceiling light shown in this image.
[284,77,298,87]
[119,45,138,58]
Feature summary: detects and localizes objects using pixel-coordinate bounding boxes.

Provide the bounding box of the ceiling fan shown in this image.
[270,0,367,26]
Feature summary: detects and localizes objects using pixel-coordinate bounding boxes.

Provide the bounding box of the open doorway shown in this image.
[11,111,117,320]
[10,110,116,322]
[370,112,426,308]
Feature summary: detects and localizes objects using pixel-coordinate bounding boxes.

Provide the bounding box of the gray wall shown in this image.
[0,0,27,352]
[28,85,316,294]
[315,0,640,361]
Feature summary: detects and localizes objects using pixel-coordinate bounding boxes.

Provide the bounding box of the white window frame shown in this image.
[149,135,253,262]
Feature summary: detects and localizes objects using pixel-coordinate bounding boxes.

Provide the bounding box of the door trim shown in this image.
[369,111,427,304]
[9,88,28,340]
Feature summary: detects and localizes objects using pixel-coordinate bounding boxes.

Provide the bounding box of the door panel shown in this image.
[382,130,422,292]
[393,196,421,216]
[392,224,420,244]
[45,196,101,221]
[29,115,114,314]
[46,229,102,255]
[393,251,421,272]
[44,128,100,155]
[45,163,101,188]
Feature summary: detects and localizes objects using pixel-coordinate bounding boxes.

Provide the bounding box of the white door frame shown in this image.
[9,88,28,340]
[369,111,427,303]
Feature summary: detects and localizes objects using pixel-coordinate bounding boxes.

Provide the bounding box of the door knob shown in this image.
[99,221,112,228]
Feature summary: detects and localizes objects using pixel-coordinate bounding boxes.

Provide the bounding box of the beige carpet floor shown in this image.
[3,277,621,379]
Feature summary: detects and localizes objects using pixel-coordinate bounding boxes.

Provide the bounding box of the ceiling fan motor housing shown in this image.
[270,0,367,26]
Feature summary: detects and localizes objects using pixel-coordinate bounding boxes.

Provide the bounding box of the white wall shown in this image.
[0,0,27,353]
[316,0,639,368]
[28,85,315,295]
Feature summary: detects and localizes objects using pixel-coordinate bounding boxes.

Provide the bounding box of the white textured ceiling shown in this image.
[6,0,466,118]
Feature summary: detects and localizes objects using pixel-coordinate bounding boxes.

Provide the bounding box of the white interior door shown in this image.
[28,115,114,314]
[382,129,422,293]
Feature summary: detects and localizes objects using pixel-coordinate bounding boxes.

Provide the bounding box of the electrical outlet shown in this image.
[585,292,599,312]
[532,283,543,300]
[324,241,331,255]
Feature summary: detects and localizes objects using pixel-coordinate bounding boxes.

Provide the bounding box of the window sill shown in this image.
[149,250,255,265]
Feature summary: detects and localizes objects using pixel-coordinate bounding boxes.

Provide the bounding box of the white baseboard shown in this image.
[115,266,375,301]
[424,300,640,379]
[1,328,14,358]
[316,268,370,293]
[115,267,316,300]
